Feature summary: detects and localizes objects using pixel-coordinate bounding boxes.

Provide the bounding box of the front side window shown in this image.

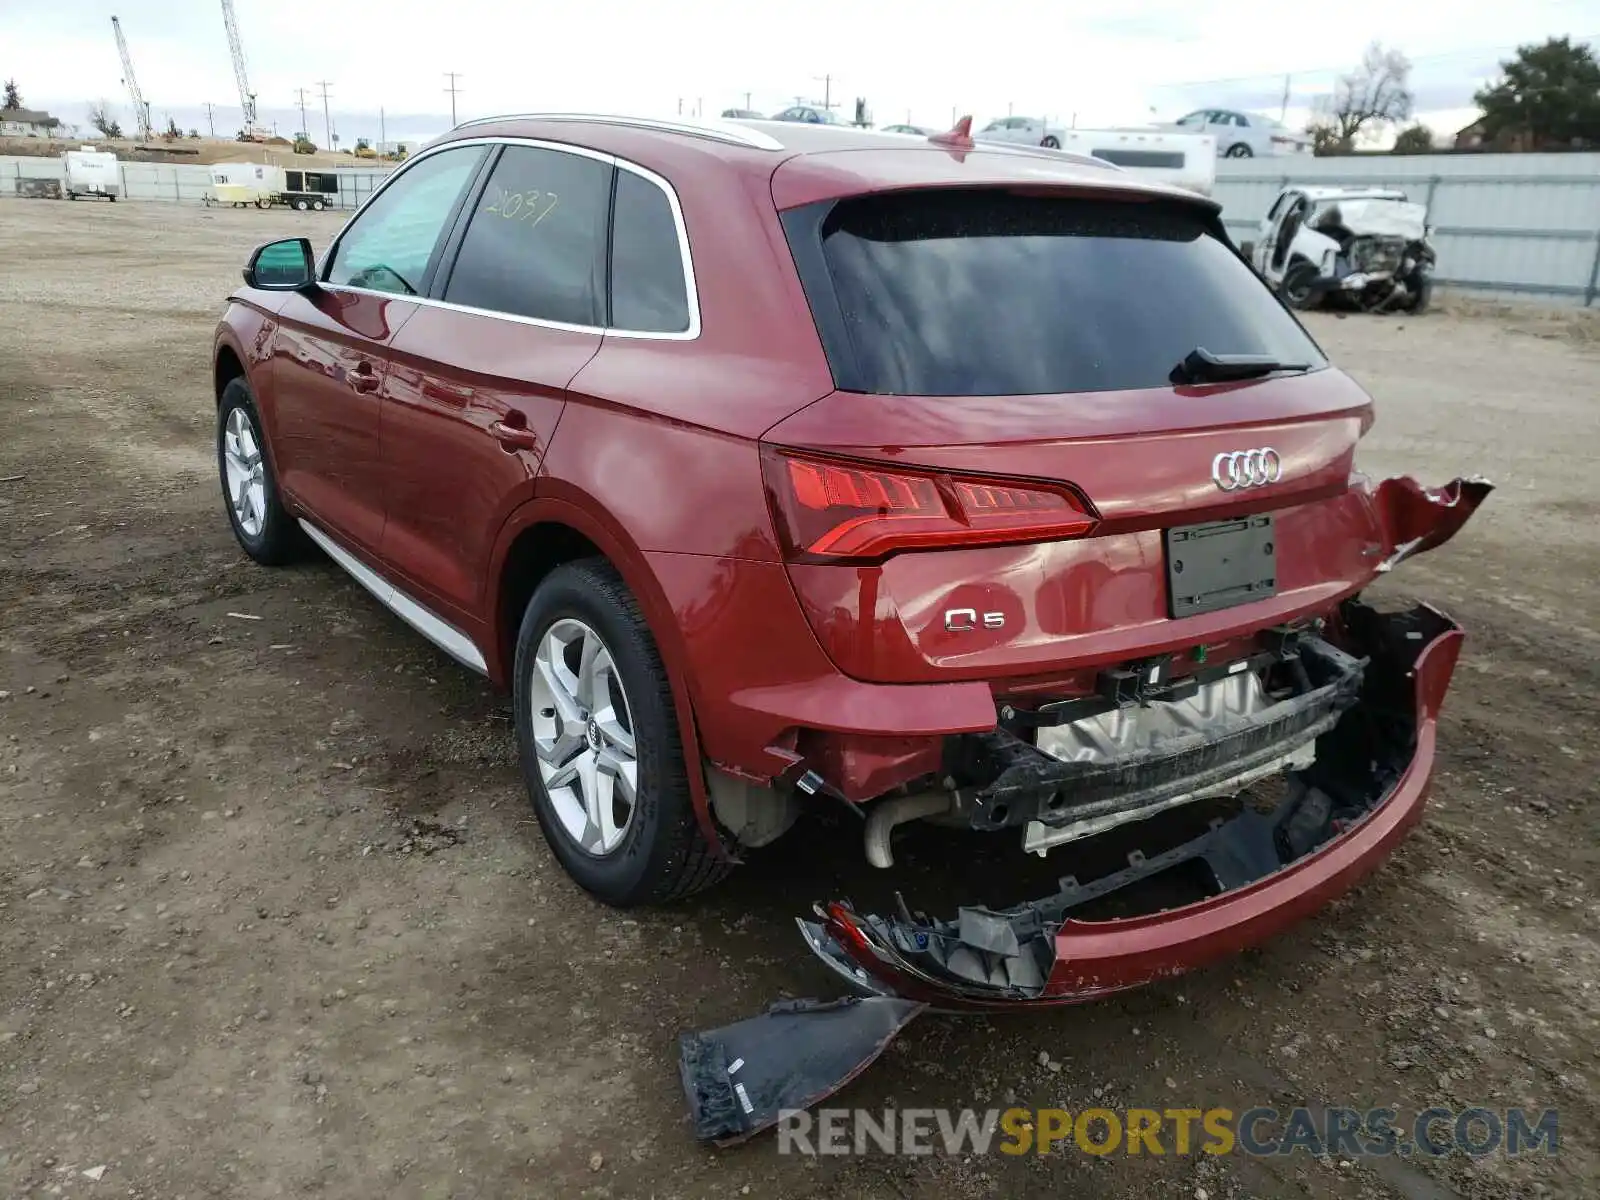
[609,168,691,333]
[326,146,486,295]
[443,145,612,326]
[785,189,1326,397]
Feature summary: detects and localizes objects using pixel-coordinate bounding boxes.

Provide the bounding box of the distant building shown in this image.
[0,107,63,138]
[1453,118,1538,152]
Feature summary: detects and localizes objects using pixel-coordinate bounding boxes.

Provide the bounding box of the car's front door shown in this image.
[1255,189,1301,281]
[376,141,622,624]
[269,144,489,554]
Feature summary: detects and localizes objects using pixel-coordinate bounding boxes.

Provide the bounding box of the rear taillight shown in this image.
[762,448,1097,560]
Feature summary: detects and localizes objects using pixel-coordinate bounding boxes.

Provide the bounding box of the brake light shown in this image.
[763,449,1097,560]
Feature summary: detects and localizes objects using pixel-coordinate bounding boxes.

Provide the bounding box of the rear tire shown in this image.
[1226,143,1254,157]
[312,199,325,211]
[216,377,300,565]
[513,560,730,907]
[293,198,309,211]
[1041,135,1060,149]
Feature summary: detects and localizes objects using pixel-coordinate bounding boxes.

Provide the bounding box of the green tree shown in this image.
[1474,36,1600,148]
[3,79,22,110]
[1391,123,1436,153]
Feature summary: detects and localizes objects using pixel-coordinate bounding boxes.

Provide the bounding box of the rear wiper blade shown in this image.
[1171,347,1312,385]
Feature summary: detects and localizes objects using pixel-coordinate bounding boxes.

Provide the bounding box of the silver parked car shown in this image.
[974,115,1065,148]
[770,105,842,125]
[1172,109,1312,158]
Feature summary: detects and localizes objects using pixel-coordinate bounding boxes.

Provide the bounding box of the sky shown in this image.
[6,0,1599,147]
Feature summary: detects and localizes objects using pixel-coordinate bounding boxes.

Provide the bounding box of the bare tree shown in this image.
[1307,42,1414,152]
[87,101,123,139]
[1335,42,1414,142]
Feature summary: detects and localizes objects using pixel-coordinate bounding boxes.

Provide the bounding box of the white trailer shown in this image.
[205,161,284,208]
[974,119,1217,195]
[61,147,121,201]
[1056,128,1217,197]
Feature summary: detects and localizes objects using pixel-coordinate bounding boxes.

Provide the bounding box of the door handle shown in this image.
[346,360,379,394]
[490,420,539,451]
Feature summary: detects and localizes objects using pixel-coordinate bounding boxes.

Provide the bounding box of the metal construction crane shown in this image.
[220,0,266,140]
[110,16,151,141]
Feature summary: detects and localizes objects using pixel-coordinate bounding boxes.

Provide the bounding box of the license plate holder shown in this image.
[1165,514,1277,618]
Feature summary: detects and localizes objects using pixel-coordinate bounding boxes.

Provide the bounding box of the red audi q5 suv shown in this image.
[213,113,1487,1008]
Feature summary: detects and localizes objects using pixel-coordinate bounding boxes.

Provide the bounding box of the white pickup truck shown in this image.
[1246,185,1436,313]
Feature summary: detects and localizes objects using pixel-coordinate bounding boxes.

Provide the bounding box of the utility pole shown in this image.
[294,88,310,139]
[203,101,216,137]
[743,92,752,110]
[813,74,835,110]
[1008,100,1014,117]
[1279,74,1291,123]
[443,72,463,125]
[695,97,702,117]
[380,106,386,155]
[315,80,333,149]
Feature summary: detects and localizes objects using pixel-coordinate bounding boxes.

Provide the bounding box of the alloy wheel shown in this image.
[529,618,639,856]
[223,406,267,538]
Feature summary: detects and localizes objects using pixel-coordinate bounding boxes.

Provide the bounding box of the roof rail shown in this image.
[450,112,784,151]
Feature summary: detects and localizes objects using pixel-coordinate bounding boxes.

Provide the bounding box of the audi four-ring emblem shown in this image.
[1211,448,1283,492]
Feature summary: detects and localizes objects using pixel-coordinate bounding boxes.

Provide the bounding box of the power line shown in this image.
[315,80,333,149]
[444,72,463,126]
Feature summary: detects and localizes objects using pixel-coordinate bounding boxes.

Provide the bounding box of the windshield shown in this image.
[785,189,1326,397]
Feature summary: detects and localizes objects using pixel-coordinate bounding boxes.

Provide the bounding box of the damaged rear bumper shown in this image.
[799,602,1465,1010]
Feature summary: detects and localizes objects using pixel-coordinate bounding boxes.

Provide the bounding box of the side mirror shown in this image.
[243,238,316,291]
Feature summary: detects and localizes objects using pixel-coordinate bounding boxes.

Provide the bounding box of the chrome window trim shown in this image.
[319,135,700,341]
[452,111,784,152]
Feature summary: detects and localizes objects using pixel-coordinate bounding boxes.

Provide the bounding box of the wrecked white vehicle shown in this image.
[1246,186,1436,313]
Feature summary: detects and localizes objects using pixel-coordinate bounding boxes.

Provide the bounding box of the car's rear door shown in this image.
[375,140,617,624]
[270,144,488,554]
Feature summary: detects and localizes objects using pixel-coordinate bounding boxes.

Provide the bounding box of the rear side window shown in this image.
[785,190,1325,396]
[609,168,691,333]
[443,145,612,326]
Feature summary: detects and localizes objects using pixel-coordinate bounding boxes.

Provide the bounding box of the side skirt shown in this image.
[298,519,488,676]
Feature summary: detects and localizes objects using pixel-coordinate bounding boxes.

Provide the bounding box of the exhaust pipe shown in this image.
[864,792,955,869]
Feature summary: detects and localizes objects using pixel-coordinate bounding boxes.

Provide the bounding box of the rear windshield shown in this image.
[787,190,1325,396]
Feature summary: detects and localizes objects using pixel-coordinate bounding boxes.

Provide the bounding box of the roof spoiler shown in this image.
[928,115,974,149]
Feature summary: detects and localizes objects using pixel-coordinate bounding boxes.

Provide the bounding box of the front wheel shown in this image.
[1408,271,1433,314]
[216,377,300,565]
[1281,261,1322,310]
[1226,142,1254,157]
[513,561,730,907]
[1041,135,1060,149]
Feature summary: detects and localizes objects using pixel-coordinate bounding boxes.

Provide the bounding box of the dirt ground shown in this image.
[2,198,1598,1200]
